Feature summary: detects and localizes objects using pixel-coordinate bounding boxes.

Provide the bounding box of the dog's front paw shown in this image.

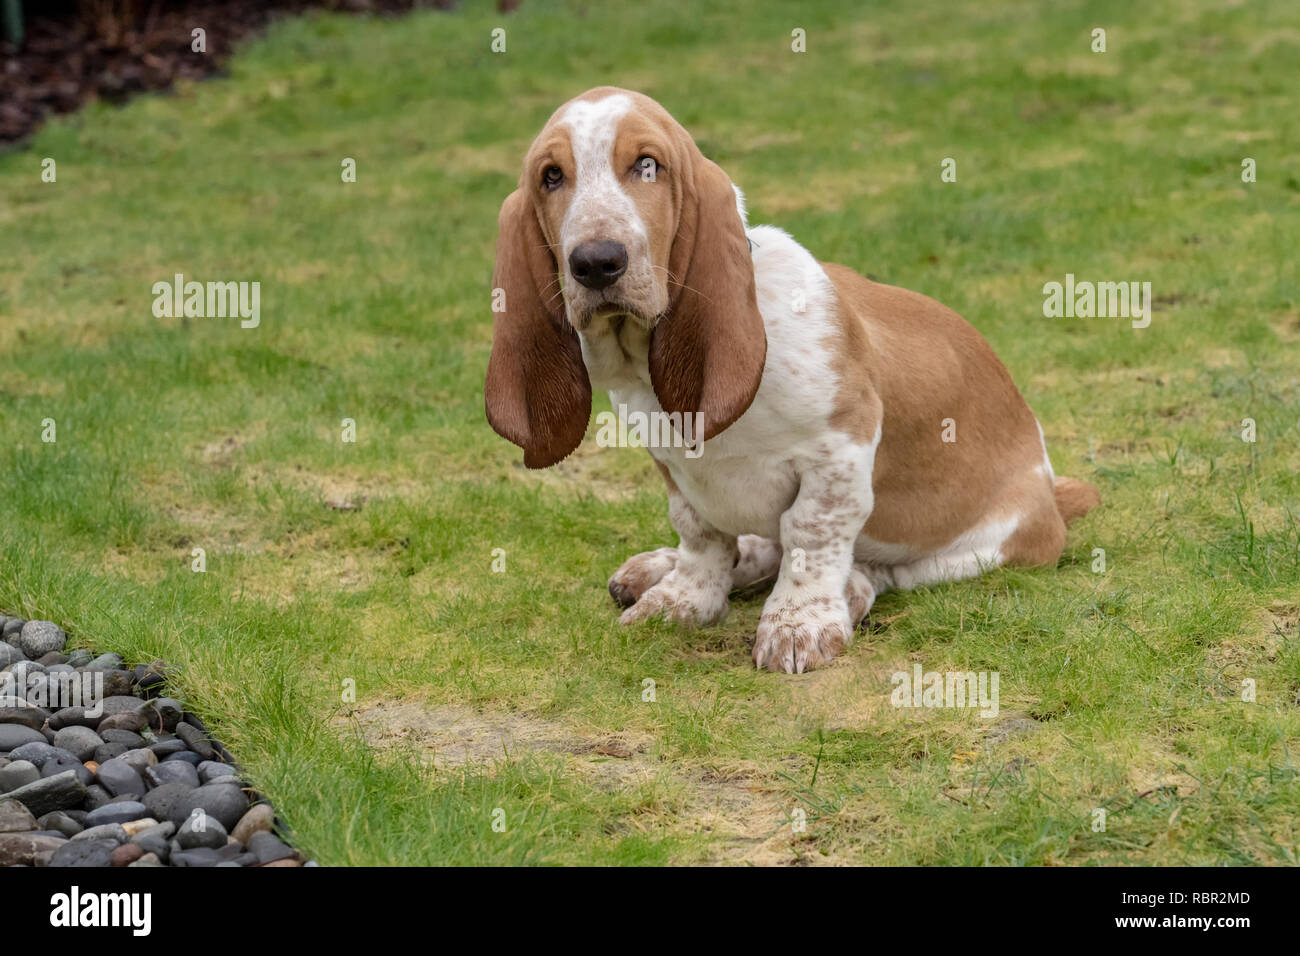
[618,569,729,627]
[753,594,853,673]
[608,547,679,608]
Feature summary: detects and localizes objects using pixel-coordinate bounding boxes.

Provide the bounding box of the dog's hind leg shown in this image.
[846,565,880,629]
[730,534,781,590]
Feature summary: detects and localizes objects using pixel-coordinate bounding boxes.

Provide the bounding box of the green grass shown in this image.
[1,0,1298,865]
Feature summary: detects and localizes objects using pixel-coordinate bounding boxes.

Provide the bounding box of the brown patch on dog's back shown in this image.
[823,264,1054,554]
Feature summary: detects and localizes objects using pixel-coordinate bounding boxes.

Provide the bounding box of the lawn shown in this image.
[1,0,1298,865]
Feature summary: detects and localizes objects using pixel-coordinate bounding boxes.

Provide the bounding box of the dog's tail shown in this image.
[1054,476,1101,525]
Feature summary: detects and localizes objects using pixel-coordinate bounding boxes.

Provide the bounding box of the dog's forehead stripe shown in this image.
[556,93,645,246]
[559,94,633,174]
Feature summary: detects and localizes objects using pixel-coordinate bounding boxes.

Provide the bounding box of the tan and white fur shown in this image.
[486,87,1100,673]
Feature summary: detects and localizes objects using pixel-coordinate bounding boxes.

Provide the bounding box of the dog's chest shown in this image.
[578,224,843,539]
[603,372,802,538]
[657,443,800,539]
[597,374,826,539]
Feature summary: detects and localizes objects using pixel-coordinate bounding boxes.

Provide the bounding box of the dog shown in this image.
[486,87,1099,673]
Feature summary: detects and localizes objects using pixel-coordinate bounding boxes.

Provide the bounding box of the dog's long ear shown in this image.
[485,189,592,468]
[649,153,766,441]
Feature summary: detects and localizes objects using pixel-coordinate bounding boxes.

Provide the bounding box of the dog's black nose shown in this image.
[568,240,628,290]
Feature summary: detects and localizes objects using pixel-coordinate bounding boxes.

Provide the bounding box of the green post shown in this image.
[1,0,21,47]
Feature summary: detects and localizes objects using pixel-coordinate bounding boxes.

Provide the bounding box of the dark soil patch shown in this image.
[0,0,470,145]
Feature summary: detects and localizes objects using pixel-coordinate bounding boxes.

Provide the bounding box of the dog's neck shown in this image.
[574,217,759,400]
[575,310,655,393]
[574,221,759,399]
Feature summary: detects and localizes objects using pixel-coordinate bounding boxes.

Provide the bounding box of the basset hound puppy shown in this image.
[486,87,1100,673]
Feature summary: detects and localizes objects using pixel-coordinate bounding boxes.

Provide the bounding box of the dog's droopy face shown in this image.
[486,87,768,469]
[527,90,678,330]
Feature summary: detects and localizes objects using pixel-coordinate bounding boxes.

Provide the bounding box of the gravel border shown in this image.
[1,613,312,868]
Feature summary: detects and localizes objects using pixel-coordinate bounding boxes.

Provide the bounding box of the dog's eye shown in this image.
[634,156,658,181]
[542,165,564,190]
